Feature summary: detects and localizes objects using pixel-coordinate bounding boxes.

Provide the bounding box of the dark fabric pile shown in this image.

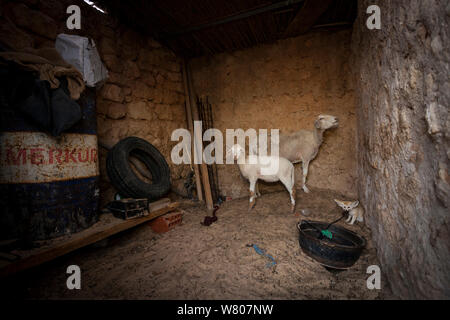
[0,48,84,136]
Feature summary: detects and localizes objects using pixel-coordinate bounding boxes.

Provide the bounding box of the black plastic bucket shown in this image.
[297,220,366,269]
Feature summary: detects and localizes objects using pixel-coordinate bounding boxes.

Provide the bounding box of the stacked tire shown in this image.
[106,137,171,200]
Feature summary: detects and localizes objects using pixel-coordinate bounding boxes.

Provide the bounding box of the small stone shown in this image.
[127,101,153,120]
[106,72,126,86]
[425,102,441,135]
[165,80,183,93]
[154,104,172,120]
[138,49,157,71]
[430,36,443,55]
[141,72,156,87]
[156,73,165,85]
[107,103,127,119]
[151,87,164,103]
[167,72,182,82]
[132,82,154,100]
[103,54,123,73]
[124,61,140,80]
[123,87,132,96]
[101,84,124,103]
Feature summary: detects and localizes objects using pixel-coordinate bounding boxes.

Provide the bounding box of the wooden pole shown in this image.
[182,59,204,202]
[186,61,214,211]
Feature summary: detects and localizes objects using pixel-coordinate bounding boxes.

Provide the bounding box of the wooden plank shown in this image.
[0,202,179,278]
[186,61,214,211]
[148,198,171,212]
[283,0,333,37]
[182,58,204,202]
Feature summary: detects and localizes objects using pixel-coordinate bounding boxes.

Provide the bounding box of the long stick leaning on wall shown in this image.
[185,59,214,210]
[182,58,214,211]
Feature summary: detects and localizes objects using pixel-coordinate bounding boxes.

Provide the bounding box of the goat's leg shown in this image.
[255,182,261,197]
[302,160,310,193]
[290,188,296,213]
[248,178,257,211]
[280,175,296,213]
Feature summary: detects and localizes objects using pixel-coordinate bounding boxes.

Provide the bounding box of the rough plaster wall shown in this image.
[0,0,190,206]
[352,0,450,299]
[191,29,357,199]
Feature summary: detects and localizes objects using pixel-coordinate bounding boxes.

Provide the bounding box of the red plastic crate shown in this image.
[149,210,183,233]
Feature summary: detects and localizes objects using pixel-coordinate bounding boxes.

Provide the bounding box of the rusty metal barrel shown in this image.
[0,88,100,242]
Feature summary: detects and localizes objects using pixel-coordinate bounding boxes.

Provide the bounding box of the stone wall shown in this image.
[351,0,450,299]
[190,29,357,199]
[0,0,190,205]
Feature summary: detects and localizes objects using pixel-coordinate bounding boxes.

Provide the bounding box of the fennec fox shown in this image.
[334,199,364,225]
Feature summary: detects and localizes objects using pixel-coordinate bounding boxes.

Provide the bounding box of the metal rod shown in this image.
[207,97,220,202]
[312,22,353,29]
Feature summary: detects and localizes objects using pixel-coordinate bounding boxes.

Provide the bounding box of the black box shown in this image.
[108,198,148,220]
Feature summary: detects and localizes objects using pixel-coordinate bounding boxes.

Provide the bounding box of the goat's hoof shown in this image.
[248,202,256,211]
[302,186,310,193]
[290,206,296,214]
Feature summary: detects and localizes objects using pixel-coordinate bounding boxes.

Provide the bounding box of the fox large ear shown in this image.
[353,200,359,207]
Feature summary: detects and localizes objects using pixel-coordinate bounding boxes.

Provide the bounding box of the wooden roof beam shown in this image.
[162,0,305,39]
[283,0,334,37]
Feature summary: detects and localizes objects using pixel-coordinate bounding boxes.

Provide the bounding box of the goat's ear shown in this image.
[314,120,320,128]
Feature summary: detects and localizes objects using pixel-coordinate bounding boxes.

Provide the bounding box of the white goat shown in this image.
[229,144,296,213]
[252,114,339,193]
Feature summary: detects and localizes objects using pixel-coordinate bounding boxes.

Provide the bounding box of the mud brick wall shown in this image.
[0,0,190,206]
[352,0,450,299]
[190,29,357,199]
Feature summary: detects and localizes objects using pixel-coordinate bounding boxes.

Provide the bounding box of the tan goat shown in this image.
[252,114,339,194]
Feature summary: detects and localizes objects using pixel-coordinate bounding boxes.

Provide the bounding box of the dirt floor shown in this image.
[2,189,394,300]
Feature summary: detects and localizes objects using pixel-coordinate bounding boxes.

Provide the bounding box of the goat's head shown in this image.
[314,114,339,130]
[228,144,244,161]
